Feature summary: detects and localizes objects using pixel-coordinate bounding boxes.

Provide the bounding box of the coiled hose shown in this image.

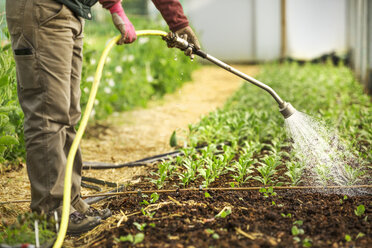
[53,30,168,248]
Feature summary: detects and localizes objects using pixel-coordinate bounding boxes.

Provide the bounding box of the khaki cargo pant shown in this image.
[6,0,89,214]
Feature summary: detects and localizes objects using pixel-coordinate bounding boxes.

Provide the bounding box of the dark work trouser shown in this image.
[6,0,89,214]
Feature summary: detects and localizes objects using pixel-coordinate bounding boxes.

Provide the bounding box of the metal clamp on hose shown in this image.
[163,32,207,58]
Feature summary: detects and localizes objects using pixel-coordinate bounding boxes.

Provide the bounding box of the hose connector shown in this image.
[279,102,297,119]
[163,32,189,50]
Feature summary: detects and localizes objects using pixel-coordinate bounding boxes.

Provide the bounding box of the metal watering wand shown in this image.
[163,32,297,119]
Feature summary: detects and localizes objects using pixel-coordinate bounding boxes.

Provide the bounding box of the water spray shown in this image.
[164,33,369,196]
[164,33,297,119]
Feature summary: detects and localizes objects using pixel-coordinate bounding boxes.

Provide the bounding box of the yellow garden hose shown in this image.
[53,30,168,248]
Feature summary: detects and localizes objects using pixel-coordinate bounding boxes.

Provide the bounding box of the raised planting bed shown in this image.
[79,190,371,247]
[75,62,371,247]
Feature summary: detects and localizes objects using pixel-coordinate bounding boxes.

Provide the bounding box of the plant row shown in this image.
[148,62,371,190]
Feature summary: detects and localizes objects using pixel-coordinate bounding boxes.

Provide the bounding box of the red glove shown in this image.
[109,2,137,44]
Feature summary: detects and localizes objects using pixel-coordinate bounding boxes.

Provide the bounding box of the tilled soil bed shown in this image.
[78,189,371,248]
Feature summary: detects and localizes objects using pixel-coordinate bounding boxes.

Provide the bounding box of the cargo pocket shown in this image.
[13,35,40,90]
[36,2,66,27]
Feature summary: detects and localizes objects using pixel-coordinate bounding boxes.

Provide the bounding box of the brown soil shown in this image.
[77,190,371,248]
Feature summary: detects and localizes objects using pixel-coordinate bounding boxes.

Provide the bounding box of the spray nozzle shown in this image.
[279,102,297,119]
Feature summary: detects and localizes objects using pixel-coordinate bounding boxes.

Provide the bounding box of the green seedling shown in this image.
[281,213,292,218]
[141,208,156,219]
[150,193,159,203]
[356,232,365,239]
[291,226,304,236]
[314,164,333,186]
[205,229,220,239]
[285,161,304,186]
[259,186,277,198]
[115,233,145,245]
[178,157,201,187]
[302,238,312,247]
[291,219,304,236]
[345,234,352,242]
[230,147,255,184]
[204,192,212,198]
[354,205,365,217]
[133,222,147,231]
[253,155,280,185]
[339,195,348,204]
[343,164,365,185]
[215,207,232,218]
[198,155,227,188]
[140,200,150,206]
[149,159,175,189]
[293,220,303,226]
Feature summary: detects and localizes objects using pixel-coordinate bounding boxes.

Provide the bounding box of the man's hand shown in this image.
[110,2,136,45]
[175,26,200,59]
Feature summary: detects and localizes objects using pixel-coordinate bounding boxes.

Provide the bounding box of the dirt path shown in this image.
[0,65,258,215]
[81,65,258,186]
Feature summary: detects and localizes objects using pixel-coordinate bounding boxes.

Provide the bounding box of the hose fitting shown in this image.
[163,32,189,50]
[279,102,297,119]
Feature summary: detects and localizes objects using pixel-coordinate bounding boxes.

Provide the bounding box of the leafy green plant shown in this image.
[0,22,25,166]
[343,165,365,185]
[177,157,201,187]
[285,161,304,186]
[198,154,228,188]
[230,147,255,184]
[149,159,175,189]
[314,164,333,186]
[254,155,280,185]
[354,205,365,217]
[150,192,159,203]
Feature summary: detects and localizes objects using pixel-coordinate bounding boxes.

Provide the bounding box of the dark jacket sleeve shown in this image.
[151,0,189,32]
[98,0,120,9]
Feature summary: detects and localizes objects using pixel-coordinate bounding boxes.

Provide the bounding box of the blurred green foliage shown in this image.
[0,11,198,167]
[188,61,371,162]
[0,20,25,168]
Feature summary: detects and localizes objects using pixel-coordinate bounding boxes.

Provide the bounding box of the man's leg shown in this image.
[66,18,90,213]
[7,0,82,214]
